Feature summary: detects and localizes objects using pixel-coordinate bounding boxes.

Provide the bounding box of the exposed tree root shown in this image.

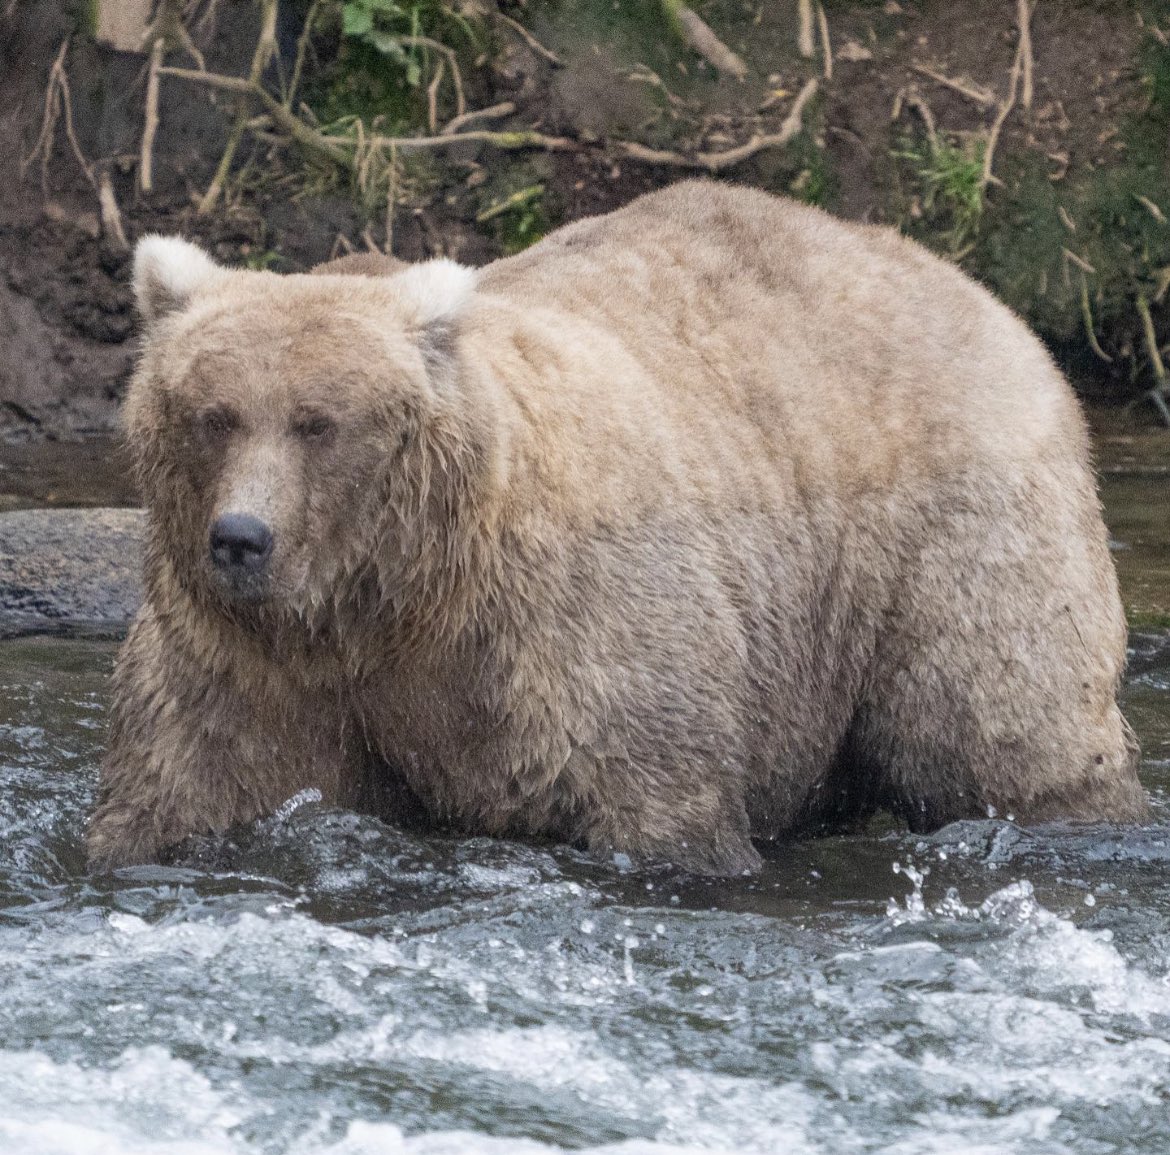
[163,56,815,186]
[494,11,562,68]
[666,1,748,81]
[817,4,832,81]
[427,58,446,134]
[1018,0,1034,112]
[910,64,996,109]
[797,0,815,58]
[981,29,1024,190]
[1136,295,1170,426]
[614,78,817,171]
[286,0,323,111]
[22,39,96,195]
[443,102,516,136]
[98,170,129,251]
[390,36,466,119]
[1080,273,1112,364]
[139,36,165,194]
[891,87,938,154]
[197,0,277,215]
[980,0,1036,189]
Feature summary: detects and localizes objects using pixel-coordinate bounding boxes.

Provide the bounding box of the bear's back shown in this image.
[476,180,1085,498]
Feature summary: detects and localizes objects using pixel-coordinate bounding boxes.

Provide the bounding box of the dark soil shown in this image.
[1,0,1168,444]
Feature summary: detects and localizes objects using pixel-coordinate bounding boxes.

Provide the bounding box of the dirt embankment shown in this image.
[1,1,1167,443]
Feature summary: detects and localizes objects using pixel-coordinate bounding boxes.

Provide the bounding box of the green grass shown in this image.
[894,135,985,257]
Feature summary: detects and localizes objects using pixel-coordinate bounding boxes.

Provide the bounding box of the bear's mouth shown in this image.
[210,565,272,603]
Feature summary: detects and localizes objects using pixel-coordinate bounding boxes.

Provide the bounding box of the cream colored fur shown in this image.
[88,181,1147,874]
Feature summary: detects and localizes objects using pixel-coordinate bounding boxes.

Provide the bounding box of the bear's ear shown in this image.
[392,258,476,330]
[133,235,221,326]
[392,258,477,385]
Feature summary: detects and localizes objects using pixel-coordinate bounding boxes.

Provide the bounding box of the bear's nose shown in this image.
[209,513,274,572]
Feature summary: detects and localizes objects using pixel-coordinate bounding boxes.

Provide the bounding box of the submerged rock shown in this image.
[0,507,143,636]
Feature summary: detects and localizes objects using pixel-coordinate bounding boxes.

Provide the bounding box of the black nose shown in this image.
[209,513,273,572]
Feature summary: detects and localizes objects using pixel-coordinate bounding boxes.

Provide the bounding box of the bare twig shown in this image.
[1062,247,1095,275]
[140,36,165,193]
[145,0,206,69]
[189,0,222,40]
[981,31,1024,189]
[797,0,815,58]
[329,232,355,260]
[286,0,322,111]
[1153,266,1170,305]
[197,0,278,214]
[476,183,543,223]
[817,4,832,81]
[392,36,466,118]
[626,65,693,110]
[1080,273,1112,363]
[1136,294,1170,426]
[1018,0,1034,112]
[1136,194,1166,223]
[776,77,819,141]
[22,39,96,194]
[366,127,575,154]
[97,170,129,251]
[162,67,352,165]
[616,77,817,171]
[667,1,748,80]
[443,101,515,135]
[911,64,996,108]
[494,11,562,67]
[426,57,445,134]
[892,87,938,154]
[385,141,397,255]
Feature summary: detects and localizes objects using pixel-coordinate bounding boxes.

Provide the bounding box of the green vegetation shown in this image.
[312,0,481,130]
[476,180,550,253]
[71,0,1170,407]
[895,135,985,258]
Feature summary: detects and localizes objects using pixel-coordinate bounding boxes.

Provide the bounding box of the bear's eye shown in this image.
[291,412,336,441]
[196,407,238,440]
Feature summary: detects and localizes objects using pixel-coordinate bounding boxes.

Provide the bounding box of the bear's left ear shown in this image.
[133,235,222,326]
[392,258,476,382]
[392,258,476,330]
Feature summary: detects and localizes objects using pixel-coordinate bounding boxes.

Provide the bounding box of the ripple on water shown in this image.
[2,634,1170,1154]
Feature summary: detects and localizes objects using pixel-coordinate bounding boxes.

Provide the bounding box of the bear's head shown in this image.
[126,236,498,632]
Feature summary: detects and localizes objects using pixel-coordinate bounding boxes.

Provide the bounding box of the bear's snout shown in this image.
[209,513,274,576]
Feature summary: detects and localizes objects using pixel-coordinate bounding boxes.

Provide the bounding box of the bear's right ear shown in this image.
[133,235,221,326]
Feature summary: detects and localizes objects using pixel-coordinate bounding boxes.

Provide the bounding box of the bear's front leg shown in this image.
[567,746,762,877]
[88,604,366,870]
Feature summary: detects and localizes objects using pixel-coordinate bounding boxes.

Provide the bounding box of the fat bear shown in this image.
[87,180,1147,874]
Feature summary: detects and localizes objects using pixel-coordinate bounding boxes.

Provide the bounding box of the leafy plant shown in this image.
[340,0,475,89]
[476,181,550,254]
[895,134,985,258]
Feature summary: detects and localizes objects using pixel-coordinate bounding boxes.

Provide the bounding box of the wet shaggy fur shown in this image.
[87,181,1147,873]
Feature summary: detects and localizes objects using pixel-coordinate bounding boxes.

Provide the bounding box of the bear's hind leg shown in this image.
[857,475,1147,831]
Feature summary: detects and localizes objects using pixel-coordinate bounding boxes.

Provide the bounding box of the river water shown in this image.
[1,428,1169,1155]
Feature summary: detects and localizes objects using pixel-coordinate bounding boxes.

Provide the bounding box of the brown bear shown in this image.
[87,180,1147,874]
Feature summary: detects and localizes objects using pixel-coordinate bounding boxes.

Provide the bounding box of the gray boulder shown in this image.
[0,508,144,636]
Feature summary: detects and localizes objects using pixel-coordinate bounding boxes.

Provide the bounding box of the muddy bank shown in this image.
[0,508,142,637]
[3,2,1170,441]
